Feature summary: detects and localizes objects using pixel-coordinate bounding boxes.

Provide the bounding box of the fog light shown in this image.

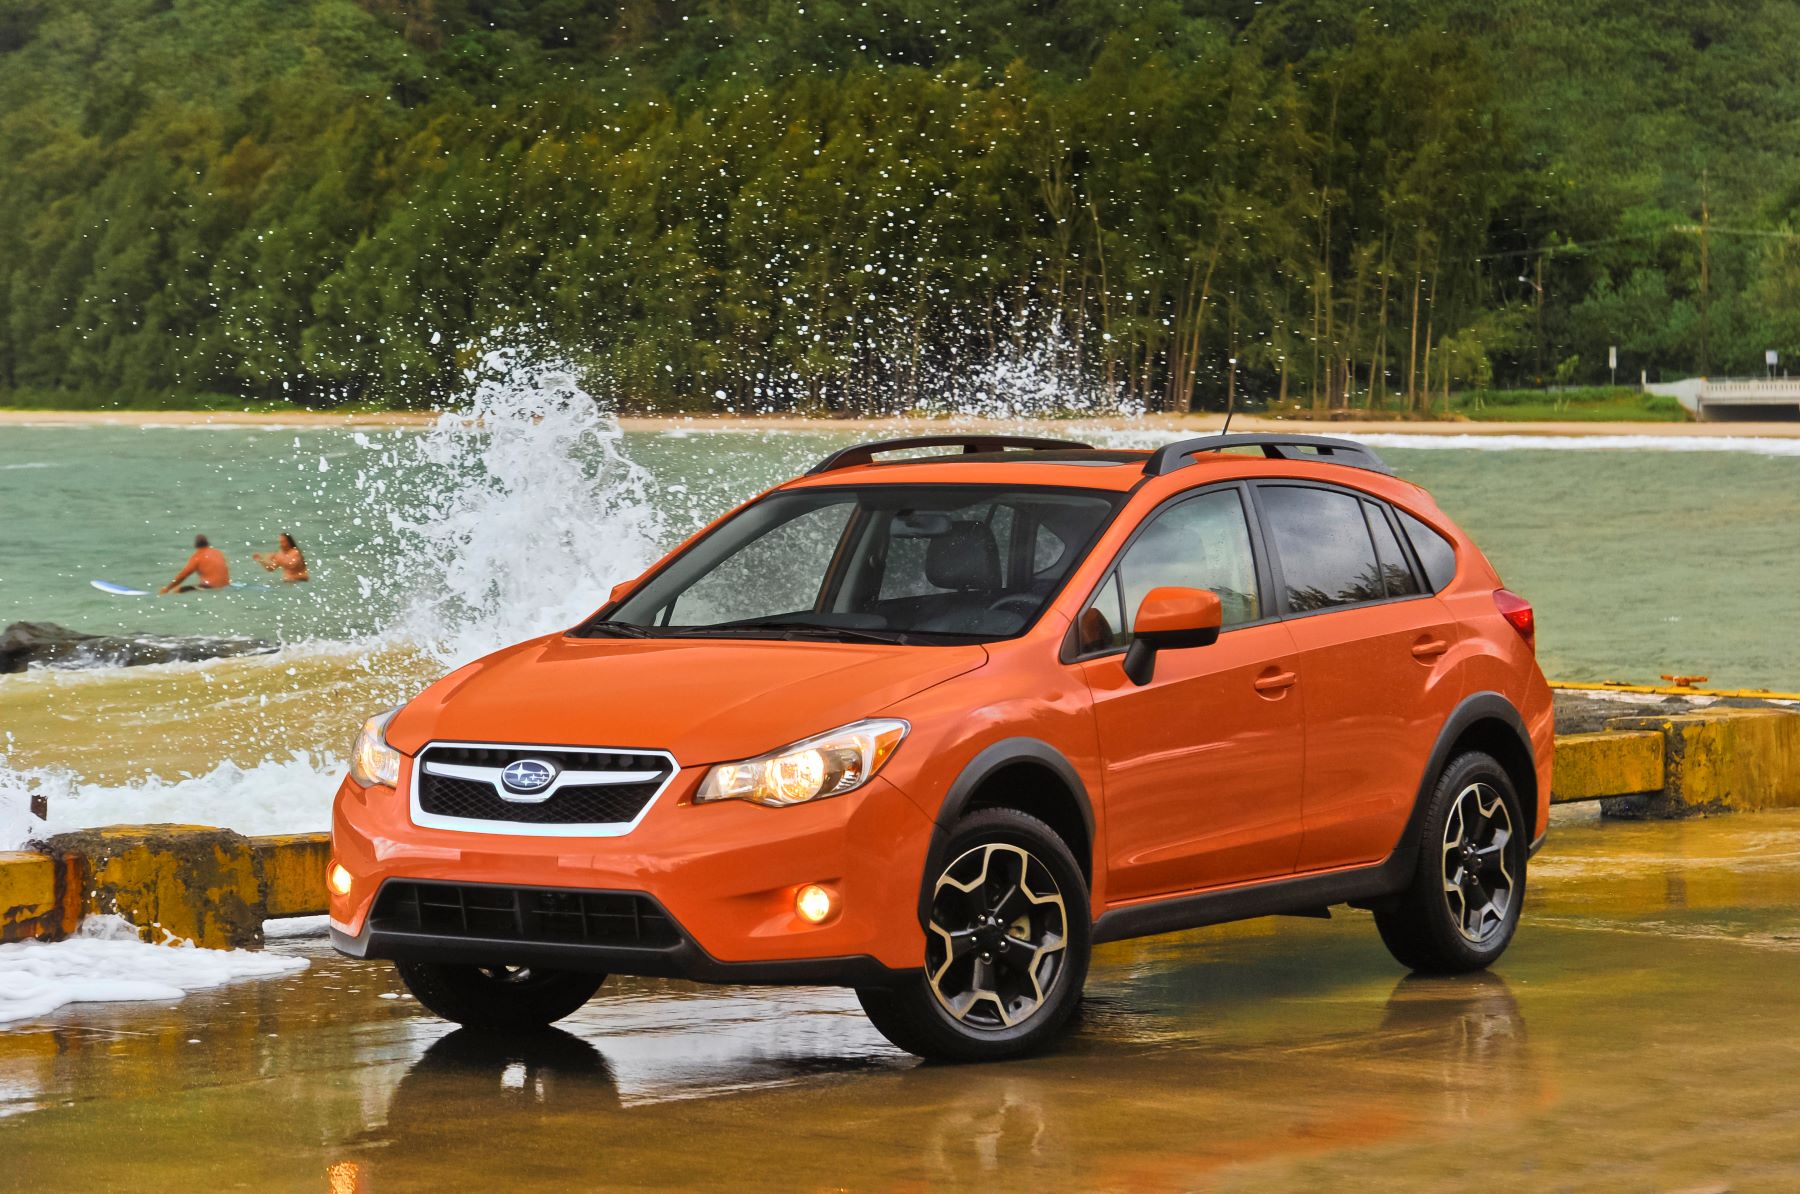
[795,883,835,924]
[328,863,354,897]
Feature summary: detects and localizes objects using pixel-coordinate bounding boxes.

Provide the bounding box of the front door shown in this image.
[1073,486,1306,903]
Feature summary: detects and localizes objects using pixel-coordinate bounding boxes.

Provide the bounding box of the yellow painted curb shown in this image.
[1551,731,1665,803]
[1604,708,1800,816]
[41,825,265,949]
[0,851,66,941]
[252,833,331,919]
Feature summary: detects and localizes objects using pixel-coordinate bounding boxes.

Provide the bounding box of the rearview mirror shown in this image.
[1123,587,1222,685]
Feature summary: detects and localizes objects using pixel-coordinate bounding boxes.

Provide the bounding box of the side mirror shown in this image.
[1123,587,1222,685]
[607,579,636,606]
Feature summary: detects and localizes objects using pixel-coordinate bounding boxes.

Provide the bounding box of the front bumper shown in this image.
[328,762,936,979]
[328,878,910,986]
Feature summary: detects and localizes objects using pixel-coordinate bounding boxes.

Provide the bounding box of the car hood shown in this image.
[386,634,988,766]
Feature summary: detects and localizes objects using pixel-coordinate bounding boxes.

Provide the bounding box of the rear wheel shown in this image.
[857,808,1090,1062]
[1375,751,1527,974]
[394,960,605,1030]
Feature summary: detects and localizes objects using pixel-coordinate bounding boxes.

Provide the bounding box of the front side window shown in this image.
[1257,485,1388,612]
[592,485,1121,643]
[1076,488,1260,653]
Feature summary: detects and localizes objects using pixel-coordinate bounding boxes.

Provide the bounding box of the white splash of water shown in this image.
[0,916,308,1025]
[376,349,669,665]
[0,760,50,851]
[0,753,344,851]
[910,316,1142,420]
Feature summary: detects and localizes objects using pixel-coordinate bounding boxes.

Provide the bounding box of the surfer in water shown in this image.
[160,534,230,593]
[254,532,310,583]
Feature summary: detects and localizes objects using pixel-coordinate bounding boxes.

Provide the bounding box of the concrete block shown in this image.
[1551,730,1665,803]
[251,833,331,918]
[1601,708,1800,818]
[41,825,266,949]
[0,851,74,943]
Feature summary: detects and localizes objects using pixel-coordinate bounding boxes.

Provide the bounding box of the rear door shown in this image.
[1251,482,1460,871]
[1072,484,1306,901]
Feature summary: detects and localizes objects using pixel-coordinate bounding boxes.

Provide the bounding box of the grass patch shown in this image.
[1449,387,1690,422]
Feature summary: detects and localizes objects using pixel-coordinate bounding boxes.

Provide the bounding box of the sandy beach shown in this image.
[6,407,1800,437]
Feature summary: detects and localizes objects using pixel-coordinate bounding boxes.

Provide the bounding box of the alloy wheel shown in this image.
[926,843,1069,1030]
[1441,782,1515,944]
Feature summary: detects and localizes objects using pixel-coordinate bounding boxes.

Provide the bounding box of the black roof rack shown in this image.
[1142,433,1393,477]
[807,435,1094,475]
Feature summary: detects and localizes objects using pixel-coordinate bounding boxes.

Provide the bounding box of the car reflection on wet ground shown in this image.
[6,807,1800,1192]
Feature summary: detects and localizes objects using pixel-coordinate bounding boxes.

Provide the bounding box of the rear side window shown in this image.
[1397,509,1458,592]
[1257,485,1387,612]
[1363,501,1423,598]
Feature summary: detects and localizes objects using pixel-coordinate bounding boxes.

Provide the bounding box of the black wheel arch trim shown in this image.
[916,737,1097,927]
[1091,690,1537,945]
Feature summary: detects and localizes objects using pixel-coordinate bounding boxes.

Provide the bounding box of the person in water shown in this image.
[254,532,310,583]
[160,534,230,593]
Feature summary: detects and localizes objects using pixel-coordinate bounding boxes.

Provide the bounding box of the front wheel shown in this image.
[858,808,1090,1062]
[1375,750,1527,974]
[394,960,605,1030]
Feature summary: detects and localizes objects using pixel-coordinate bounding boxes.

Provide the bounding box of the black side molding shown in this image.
[1094,862,1399,944]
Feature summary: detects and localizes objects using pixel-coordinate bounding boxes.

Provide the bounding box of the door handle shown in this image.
[1411,638,1450,660]
[1253,669,1298,693]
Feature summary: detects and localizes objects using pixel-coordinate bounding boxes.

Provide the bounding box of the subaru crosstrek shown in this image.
[330,433,1553,1061]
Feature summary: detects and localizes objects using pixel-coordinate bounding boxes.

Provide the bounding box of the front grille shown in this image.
[415,744,674,827]
[371,881,681,949]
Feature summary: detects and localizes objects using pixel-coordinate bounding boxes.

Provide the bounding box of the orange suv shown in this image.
[330,434,1552,1061]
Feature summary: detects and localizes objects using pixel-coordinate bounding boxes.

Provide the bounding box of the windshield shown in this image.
[583,485,1122,643]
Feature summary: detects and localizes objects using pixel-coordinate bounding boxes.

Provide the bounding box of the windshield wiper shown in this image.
[580,620,658,638]
[686,620,914,645]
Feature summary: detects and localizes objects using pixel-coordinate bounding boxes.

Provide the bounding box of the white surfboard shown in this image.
[91,579,150,596]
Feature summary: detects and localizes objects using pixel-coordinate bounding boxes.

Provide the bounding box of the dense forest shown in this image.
[5,0,1800,412]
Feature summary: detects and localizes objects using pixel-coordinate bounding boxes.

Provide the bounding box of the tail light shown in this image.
[1493,588,1535,649]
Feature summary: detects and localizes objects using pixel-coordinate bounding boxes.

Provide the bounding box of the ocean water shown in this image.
[3,377,1799,844]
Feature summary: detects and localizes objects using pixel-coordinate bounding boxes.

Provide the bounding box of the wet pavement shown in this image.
[6,807,1800,1191]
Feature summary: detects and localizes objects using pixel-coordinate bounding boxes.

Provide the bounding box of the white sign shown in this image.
[1767,349,1780,366]
[1608,345,1618,370]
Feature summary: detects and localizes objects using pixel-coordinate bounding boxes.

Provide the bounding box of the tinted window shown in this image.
[1363,501,1422,598]
[1398,509,1458,592]
[1258,485,1386,612]
[1077,488,1260,652]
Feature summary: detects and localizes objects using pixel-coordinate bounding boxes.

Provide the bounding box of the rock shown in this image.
[0,621,276,674]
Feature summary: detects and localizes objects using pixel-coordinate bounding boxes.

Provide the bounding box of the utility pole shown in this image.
[1519,262,1546,386]
[1534,253,1545,386]
[1700,170,1711,377]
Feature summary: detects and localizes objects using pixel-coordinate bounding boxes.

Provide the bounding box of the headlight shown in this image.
[696,719,908,808]
[350,707,403,788]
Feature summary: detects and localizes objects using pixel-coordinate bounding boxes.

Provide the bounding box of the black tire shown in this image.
[1375,750,1528,974]
[857,807,1090,1062]
[394,960,606,1030]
